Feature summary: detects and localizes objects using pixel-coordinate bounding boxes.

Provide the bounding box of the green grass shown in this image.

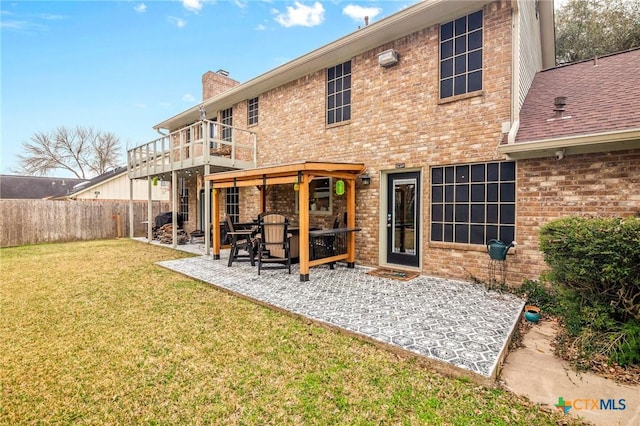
[0,240,582,425]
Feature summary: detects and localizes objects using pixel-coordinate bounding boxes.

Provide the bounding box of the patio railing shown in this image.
[127,120,257,179]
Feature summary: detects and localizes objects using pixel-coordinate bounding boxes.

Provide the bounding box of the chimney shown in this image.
[364,16,369,26]
[553,96,567,118]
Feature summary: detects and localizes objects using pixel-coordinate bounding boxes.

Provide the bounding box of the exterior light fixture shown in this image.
[360,174,371,185]
[378,49,399,67]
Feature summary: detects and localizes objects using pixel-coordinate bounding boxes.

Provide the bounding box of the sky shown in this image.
[1,0,419,177]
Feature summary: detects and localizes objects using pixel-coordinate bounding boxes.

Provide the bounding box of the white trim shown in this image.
[498,129,640,159]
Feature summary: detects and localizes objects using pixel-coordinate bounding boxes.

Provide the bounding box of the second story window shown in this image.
[247,97,258,126]
[440,10,483,99]
[327,61,351,125]
[221,107,232,141]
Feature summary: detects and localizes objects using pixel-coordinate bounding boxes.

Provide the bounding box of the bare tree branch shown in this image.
[16,126,122,179]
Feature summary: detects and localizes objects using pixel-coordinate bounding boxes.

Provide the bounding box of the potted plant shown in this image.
[524,305,541,323]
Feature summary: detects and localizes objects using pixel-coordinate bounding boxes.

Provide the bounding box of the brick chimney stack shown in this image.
[202,69,240,101]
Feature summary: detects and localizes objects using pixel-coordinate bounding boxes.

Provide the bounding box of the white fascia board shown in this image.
[498,129,640,159]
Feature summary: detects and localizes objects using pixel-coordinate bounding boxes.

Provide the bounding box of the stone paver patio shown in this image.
[146,240,524,380]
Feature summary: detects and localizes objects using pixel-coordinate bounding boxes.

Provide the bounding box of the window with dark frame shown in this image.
[221,107,232,142]
[247,97,258,126]
[226,187,239,224]
[178,177,189,221]
[440,10,483,99]
[326,61,351,125]
[430,161,515,245]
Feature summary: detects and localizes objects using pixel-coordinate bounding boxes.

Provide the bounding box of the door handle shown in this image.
[387,214,392,228]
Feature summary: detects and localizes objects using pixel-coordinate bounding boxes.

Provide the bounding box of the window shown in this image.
[295,177,333,215]
[431,161,515,245]
[440,10,483,99]
[221,107,232,142]
[327,61,351,125]
[179,178,189,221]
[226,187,239,223]
[247,97,258,126]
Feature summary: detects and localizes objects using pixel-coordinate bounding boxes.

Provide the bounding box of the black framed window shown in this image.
[431,161,515,244]
[179,178,189,221]
[440,10,483,99]
[221,107,232,141]
[327,61,351,125]
[247,97,258,126]
[226,187,239,223]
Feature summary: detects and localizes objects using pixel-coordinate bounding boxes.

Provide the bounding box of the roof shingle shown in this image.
[516,48,640,143]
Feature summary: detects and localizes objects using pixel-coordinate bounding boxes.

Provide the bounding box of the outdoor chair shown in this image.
[225,215,258,267]
[256,214,292,275]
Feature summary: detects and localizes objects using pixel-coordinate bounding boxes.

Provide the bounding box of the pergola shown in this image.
[205,161,366,281]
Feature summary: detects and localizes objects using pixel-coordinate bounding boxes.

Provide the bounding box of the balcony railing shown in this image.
[127,120,257,179]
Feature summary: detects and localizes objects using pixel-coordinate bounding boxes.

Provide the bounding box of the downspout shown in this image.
[507,0,521,148]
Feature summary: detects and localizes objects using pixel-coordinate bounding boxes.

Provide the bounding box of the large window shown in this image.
[327,61,351,125]
[247,97,258,126]
[179,178,189,221]
[221,107,232,141]
[440,10,483,99]
[431,161,515,245]
[226,187,239,223]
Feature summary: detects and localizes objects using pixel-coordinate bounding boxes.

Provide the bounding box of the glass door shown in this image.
[386,172,420,267]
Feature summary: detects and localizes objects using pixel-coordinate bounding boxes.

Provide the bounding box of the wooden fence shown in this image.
[0,199,171,248]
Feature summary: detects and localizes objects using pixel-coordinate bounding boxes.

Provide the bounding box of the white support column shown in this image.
[172,171,178,249]
[204,165,211,256]
[147,177,153,241]
[129,177,135,239]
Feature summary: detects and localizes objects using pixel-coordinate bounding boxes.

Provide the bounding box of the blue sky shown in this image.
[1,0,417,177]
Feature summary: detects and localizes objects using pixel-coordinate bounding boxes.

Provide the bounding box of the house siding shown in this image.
[517,0,544,114]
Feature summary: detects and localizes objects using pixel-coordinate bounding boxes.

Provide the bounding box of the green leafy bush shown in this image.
[539,216,640,321]
[537,216,640,367]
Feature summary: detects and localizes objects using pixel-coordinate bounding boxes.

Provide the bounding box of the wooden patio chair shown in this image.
[256,214,291,275]
[225,215,258,267]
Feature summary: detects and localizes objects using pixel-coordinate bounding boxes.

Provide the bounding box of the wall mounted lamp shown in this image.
[378,49,399,67]
[359,173,371,185]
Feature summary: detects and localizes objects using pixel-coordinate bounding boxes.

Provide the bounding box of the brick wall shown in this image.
[196,1,639,286]
[245,1,515,282]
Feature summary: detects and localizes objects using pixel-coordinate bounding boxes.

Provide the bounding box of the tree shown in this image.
[17,126,122,179]
[555,0,640,64]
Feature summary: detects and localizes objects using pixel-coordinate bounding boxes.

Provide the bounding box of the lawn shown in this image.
[0,239,580,425]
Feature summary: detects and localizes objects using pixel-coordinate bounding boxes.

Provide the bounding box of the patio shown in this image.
[140,238,525,382]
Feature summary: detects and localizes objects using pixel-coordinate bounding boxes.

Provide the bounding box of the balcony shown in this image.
[127,120,257,179]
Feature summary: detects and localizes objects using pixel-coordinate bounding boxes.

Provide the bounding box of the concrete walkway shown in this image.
[500,320,640,426]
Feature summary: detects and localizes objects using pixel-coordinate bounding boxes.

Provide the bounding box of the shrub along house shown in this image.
[127,0,638,283]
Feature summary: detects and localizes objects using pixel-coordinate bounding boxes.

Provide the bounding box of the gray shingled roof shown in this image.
[0,175,87,199]
[516,48,640,143]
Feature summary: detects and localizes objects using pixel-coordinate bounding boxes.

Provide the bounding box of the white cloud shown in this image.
[182,93,196,103]
[168,16,187,28]
[134,103,147,109]
[183,0,203,13]
[274,1,324,28]
[342,4,382,23]
[255,23,267,31]
[134,3,147,13]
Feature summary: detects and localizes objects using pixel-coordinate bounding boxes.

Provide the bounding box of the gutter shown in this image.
[498,129,640,159]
